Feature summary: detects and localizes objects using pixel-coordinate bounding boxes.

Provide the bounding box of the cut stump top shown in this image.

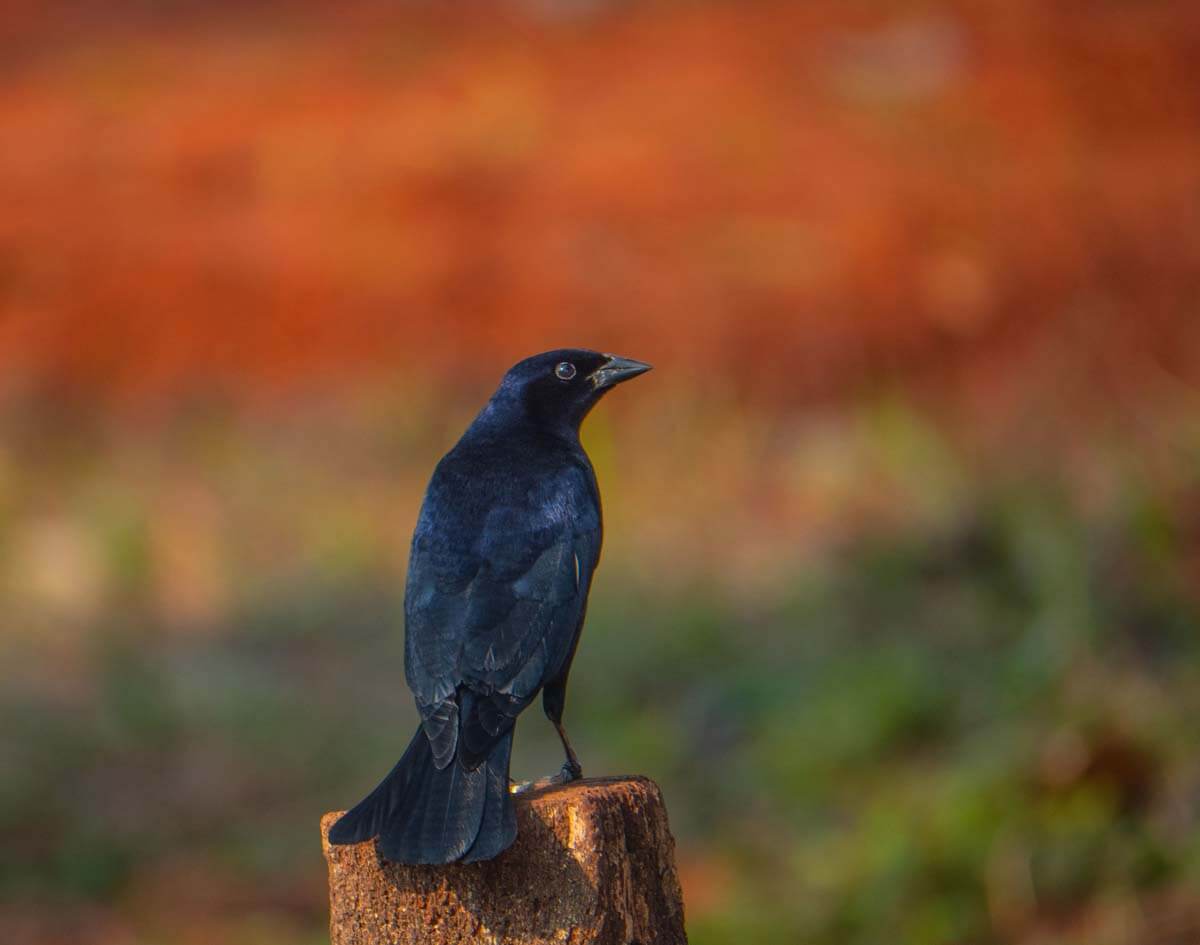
[322,776,687,945]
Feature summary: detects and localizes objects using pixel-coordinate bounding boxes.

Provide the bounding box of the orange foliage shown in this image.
[0,1,1198,411]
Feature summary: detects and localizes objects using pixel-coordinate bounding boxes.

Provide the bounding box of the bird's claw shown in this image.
[509,761,583,795]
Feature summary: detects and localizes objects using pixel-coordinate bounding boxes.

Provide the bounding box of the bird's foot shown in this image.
[509,761,583,795]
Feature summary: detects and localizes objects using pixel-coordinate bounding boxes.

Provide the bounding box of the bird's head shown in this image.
[488,349,652,433]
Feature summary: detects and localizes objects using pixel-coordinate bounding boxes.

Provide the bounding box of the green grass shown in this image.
[2,411,1199,944]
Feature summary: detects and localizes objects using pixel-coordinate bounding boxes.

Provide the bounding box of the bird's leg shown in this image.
[543,678,582,783]
[552,718,583,782]
[508,725,582,795]
[509,684,583,794]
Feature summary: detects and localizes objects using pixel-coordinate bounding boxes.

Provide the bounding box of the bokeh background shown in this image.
[4,2,1200,943]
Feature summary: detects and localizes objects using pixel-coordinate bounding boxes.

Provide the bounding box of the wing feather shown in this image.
[403,463,601,766]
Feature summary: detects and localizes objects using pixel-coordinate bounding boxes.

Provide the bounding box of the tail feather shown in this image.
[327,733,422,846]
[329,724,517,865]
[418,753,487,863]
[385,744,438,861]
[461,730,517,863]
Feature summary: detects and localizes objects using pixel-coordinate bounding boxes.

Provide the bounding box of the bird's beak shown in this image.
[590,354,653,389]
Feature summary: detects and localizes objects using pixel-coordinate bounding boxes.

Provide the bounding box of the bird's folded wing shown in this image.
[403,465,600,767]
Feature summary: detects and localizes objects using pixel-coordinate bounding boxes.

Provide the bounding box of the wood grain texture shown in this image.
[321,776,687,945]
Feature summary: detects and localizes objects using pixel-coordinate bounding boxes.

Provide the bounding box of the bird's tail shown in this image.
[327,725,516,865]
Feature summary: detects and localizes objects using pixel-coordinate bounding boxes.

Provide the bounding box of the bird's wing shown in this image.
[403,463,600,768]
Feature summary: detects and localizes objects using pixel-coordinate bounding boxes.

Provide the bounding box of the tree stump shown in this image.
[321,775,688,945]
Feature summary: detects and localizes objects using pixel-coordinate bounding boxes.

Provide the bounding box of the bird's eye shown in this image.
[555,362,577,382]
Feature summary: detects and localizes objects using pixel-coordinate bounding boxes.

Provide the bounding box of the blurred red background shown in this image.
[3,1,1198,421]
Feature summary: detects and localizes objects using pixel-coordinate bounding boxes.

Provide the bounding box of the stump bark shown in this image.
[321,776,687,945]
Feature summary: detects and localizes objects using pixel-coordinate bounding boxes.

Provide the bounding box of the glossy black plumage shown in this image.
[328,349,651,864]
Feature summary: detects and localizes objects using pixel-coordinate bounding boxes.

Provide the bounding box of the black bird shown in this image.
[328,349,652,864]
